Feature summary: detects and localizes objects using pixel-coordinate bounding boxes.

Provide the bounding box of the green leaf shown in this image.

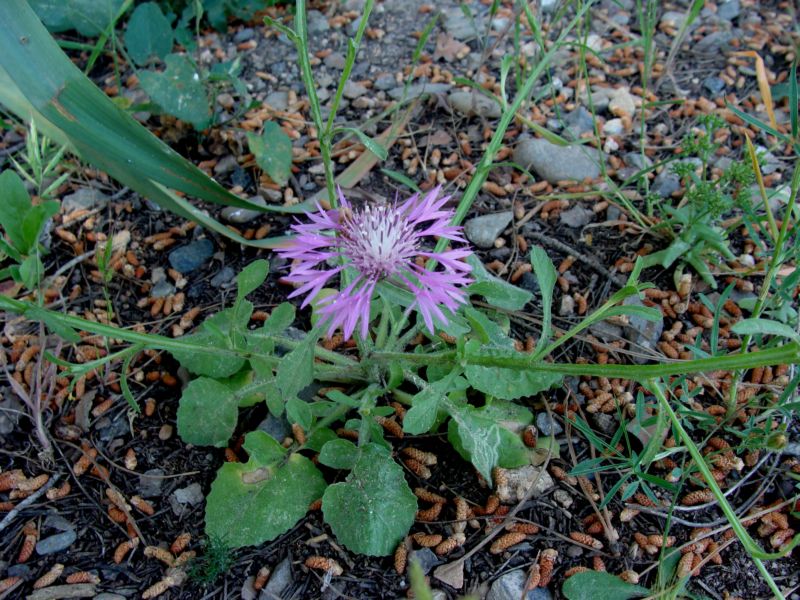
[318,438,359,470]
[732,318,800,342]
[464,341,562,400]
[21,201,59,252]
[275,333,316,405]
[466,254,532,311]
[562,571,648,600]
[286,397,313,430]
[0,170,34,253]
[530,245,557,355]
[447,405,502,482]
[171,307,247,377]
[236,259,269,302]
[125,2,173,66]
[261,302,296,335]
[247,121,292,186]
[177,378,237,447]
[337,127,388,161]
[205,431,326,547]
[404,371,468,435]
[30,0,124,36]
[322,443,417,556]
[139,53,211,129]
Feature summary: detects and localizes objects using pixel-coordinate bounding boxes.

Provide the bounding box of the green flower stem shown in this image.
[382,2,594,349]
[369,342,800,379]
[649,380,800,566]
[728,160,800,415]
[0,296,353,368]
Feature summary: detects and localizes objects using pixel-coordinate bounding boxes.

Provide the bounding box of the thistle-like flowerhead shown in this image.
[276,186,472,340]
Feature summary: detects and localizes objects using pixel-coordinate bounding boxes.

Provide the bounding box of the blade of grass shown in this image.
[744,135,779,241]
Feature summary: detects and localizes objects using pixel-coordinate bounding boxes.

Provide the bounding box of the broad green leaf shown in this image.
[171,307,248,377]
[125,2,173,66]
[447,405,502,482]
[236,259,269,302]
[464,341,561,400]
[403,372,468,435]
[205,431,326,547]
[30,0,124,37]
[261,302,296,335]
[21,201,59,253]
[562,571,648,600]
[247,121,292,186]
[322,443,417,556]
[275,333,316,405]
[177,378,237,447]
[530,245,557,355]
[463,305,514,348]
[139,54,211,129]
[465,254,532,311]
[0,170,34,253]
[732,318,800,342]
[318,438,359,470]
[286,397,313,430]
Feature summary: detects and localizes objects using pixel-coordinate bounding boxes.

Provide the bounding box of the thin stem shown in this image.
[649,380,800,561]
[370,342,800,379]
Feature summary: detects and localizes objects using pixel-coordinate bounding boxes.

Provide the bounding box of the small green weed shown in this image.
[187,535,236,585]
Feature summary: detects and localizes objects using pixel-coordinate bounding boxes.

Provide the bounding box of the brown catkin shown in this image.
[416,502,443,522]
[304,556,343,576]
[489,532,528,554]
[401,447,438,466]
[394,540,408,574]
[170,533,191,555]
[33,563,64,589]
[682,489,714,506]
[414,487,447,504]
[412,533,443,547]
[539,549,558,587]
[569,531,603,549]
[253,566,271,591]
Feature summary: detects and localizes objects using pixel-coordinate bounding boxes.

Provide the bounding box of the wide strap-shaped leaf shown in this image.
[0,0,312,248]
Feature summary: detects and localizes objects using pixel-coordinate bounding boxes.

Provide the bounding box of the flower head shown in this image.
[277,186,472,340]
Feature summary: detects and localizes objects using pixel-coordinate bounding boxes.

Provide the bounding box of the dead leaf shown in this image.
[433,559,464,589]
[433,32,470,62]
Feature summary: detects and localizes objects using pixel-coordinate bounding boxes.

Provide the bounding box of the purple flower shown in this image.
[276,186,472,340]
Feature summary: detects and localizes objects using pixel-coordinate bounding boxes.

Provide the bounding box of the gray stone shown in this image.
[221,195,267,224]
[695,30,733,54]
[448,90,502,119]
[464,212,513,248]
[7,564,31,579]
[488,569,554,600]
[592,412,616,434]
[233,28,255,43]
[563,106,595,140]
[96,411,129,441]
[257,413,291,442]
[513,137,603,183]
[260,558,293,599]
[172,483,203,506]
[703,76,726,95]
[36,529,77,555]
[622,295,663,362]
[324,52,346,70]
[609,87,636,118]
[374,74,396,90]
[559,295,575,316]
[536,412,562,436]
[43,514,75,532]
[559,205,593,229]
[62,188,108,213]
[496,465,554,503]
[410,548,440,575]
[623,152,652,171]
[168,239,214,273]
[652,170,681,198]
[265,91,289,111]
[210,266,236,287]
[540,0,558,13]
[443,9,482,40]
[660,11,686,28]
[784,442,800,457]
[94,595,126,600]
[214,155,239,176]
[602,118,624,136]
[306,10,329,34]
[151,279,175,298]
[343,81,368,99]
[0,392,22,435]
[217,93,235,110]
[387,83,451,100]
[589,321,624,342]
[717,0,740,20]
[139,469,165,498]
